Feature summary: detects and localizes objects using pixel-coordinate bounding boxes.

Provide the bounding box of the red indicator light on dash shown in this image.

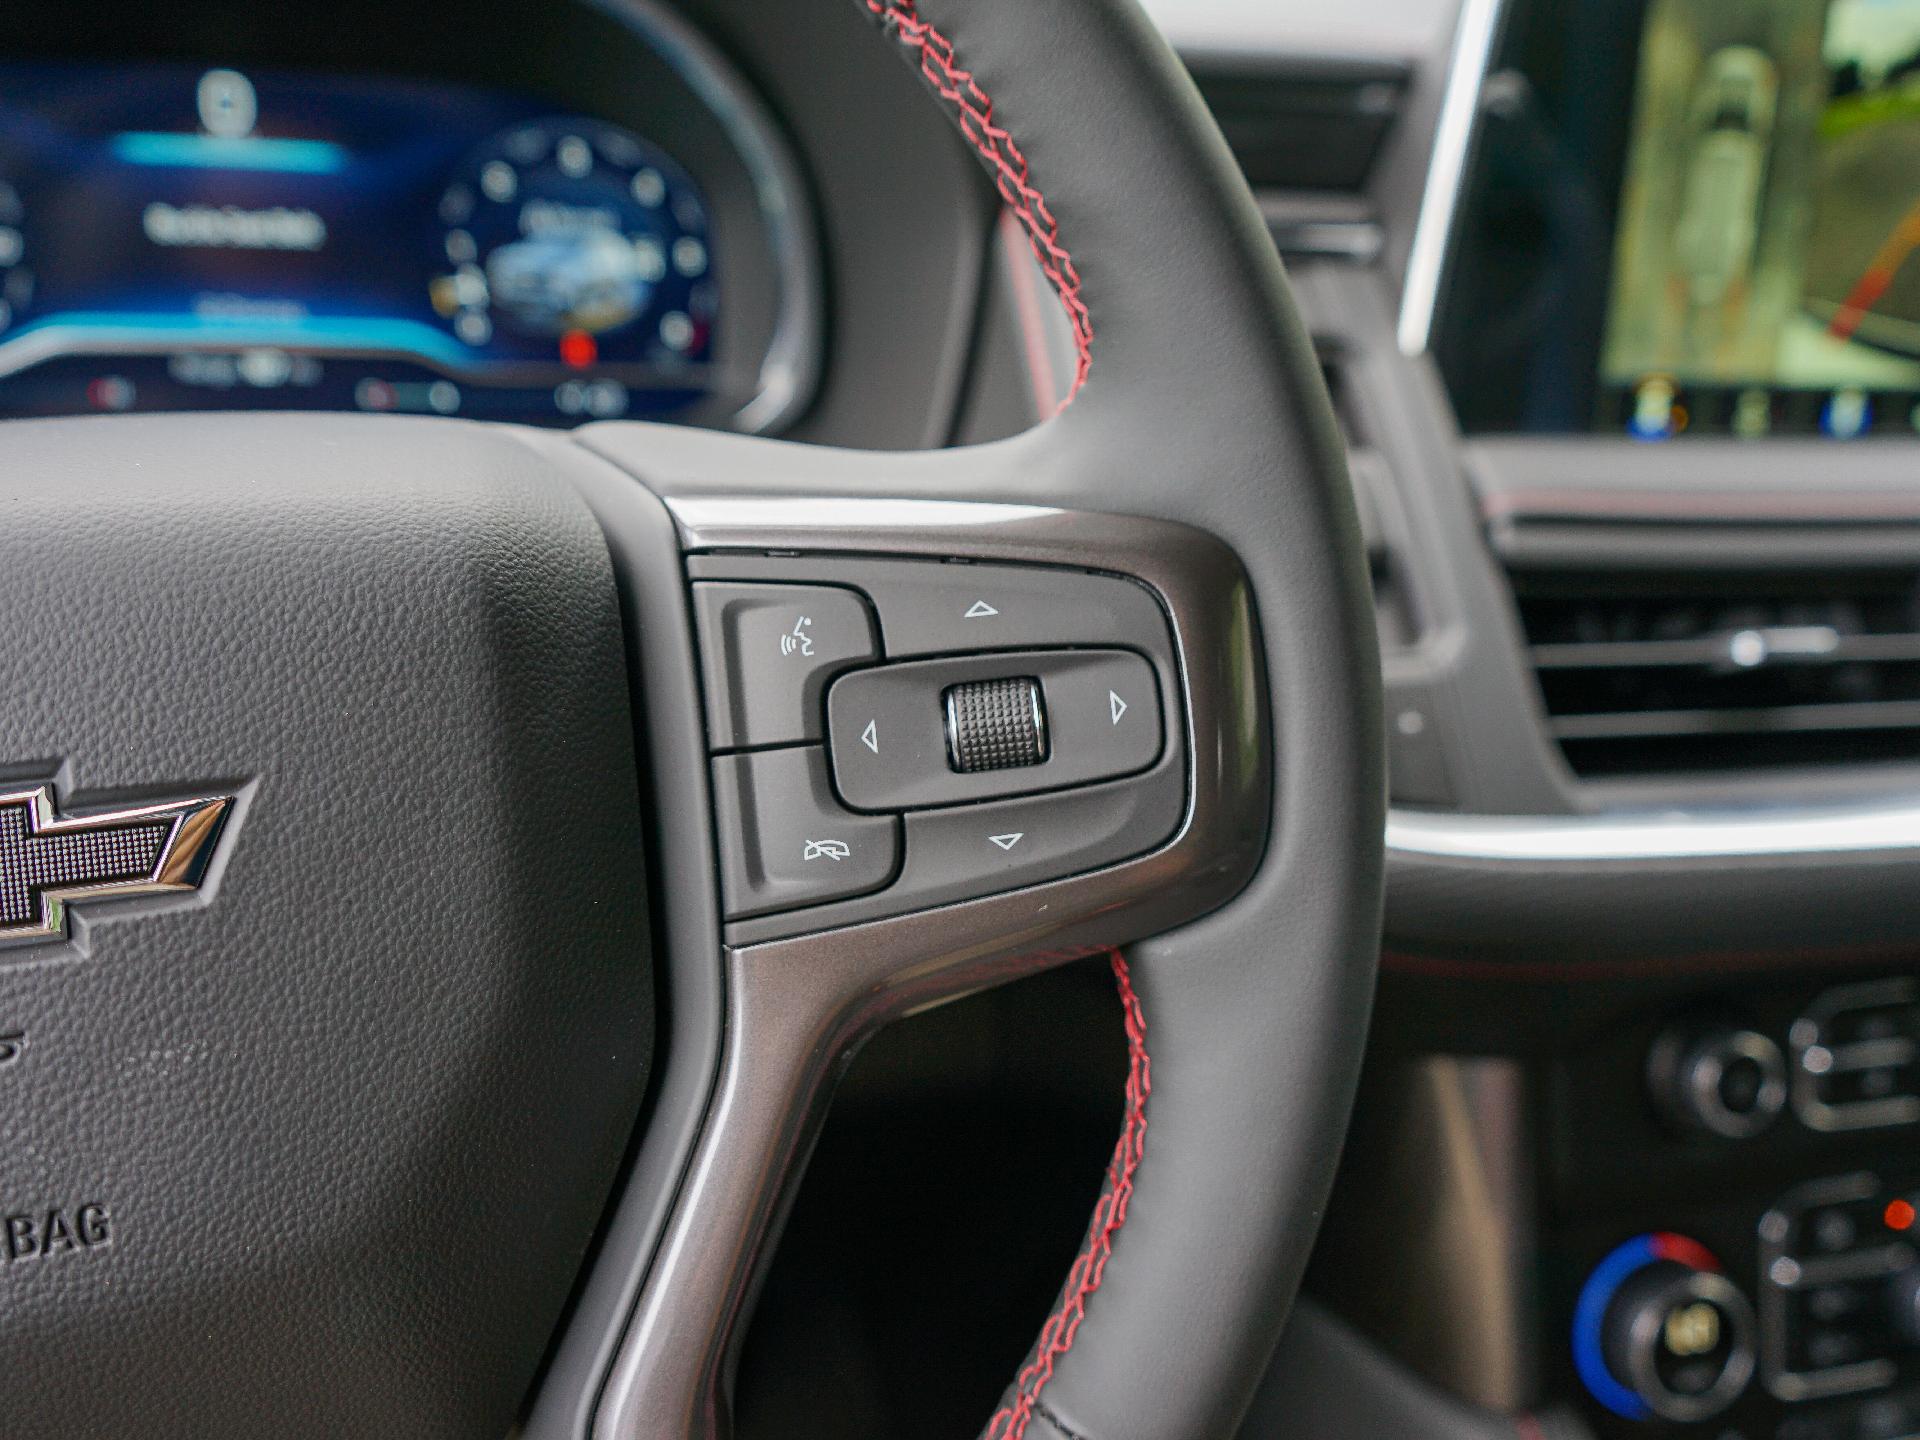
[559,329,598,369]
[1887,1199,1916,1232]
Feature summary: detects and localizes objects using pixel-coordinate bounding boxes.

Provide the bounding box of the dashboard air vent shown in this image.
[1188,61,1407,193]
[1512,569,1920,777]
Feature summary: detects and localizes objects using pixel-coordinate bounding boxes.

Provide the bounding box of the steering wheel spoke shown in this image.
[561,419,1272,1436]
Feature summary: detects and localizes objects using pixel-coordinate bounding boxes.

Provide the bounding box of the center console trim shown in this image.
[1394,0,1507,357]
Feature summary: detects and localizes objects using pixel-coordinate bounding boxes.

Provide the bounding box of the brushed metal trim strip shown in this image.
[1386,798,1920,863]
[1395,0,1505,357]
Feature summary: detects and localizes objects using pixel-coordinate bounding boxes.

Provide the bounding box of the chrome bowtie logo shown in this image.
[0,783,234,946]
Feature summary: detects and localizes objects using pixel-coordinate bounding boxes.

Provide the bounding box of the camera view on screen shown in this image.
[1601,0,1920,437]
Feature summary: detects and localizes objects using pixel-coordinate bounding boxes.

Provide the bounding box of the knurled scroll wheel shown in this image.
[944,676,1049,773]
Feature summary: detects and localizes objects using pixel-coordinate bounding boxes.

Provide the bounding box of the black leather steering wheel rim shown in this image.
[854,4,1386,1434]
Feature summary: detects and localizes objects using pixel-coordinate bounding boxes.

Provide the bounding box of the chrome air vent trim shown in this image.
[1387,798,1920,863]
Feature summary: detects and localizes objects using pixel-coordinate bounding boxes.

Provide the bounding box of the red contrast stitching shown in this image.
[983,950,1151,1440]
[864,0,1094,407]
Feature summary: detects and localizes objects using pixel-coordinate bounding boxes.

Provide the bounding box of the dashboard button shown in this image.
[1648,1026,1788,1140]
[827,650,1162,811]
[1786,1280,1891,1376]
[711,748,898,919]
[1885,1267,1920,1346]
[1791,980,1920,1132]
[1777,1194,1897,1267]
[694,583,878,749]
[1759,1174,1910,1404]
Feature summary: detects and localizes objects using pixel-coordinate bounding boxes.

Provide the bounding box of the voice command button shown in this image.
[694,583,879,749]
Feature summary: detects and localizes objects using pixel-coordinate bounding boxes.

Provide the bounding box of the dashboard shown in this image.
[0,0,817,431]
[1435,0,1920,439]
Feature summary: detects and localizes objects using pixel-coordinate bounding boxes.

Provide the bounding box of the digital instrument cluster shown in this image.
[0,61,773,426]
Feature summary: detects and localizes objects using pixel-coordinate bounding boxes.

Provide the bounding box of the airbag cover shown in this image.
[0,415,653,1438]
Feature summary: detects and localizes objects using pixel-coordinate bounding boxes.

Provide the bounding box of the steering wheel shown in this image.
[0,2,1383,1438]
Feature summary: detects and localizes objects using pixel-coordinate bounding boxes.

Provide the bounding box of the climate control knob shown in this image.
[1575,1234,1756,1423]
[1648,1026,1787,1139]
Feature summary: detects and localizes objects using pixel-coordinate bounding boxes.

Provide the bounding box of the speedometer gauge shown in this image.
[432,118,716,377]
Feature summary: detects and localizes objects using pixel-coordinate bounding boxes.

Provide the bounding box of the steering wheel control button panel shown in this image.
[710,747,899,920]
[1575,1233,1757,1423]
[1761,1174,1919,1403]
[693,583,878,748]
[826,650,1162,811]
[685,553,1189,941]
[944,676,1048,773]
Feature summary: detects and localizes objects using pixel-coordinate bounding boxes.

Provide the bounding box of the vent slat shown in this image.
[1550,700,1920,742]
[1512,568,1920,777]
[1532,634,1920,671]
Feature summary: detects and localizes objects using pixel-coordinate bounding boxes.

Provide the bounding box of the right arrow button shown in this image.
[1038,650,1162,782]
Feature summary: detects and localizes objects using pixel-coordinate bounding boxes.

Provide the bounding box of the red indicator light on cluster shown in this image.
[1886,1199,1915,1232]
[559,329,598,369]
[87,375,136,412]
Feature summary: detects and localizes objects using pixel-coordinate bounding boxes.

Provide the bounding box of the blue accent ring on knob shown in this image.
[1573,1234,1663,1421]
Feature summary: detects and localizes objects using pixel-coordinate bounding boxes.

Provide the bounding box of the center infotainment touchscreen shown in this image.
[1601,0,1920,437]
[1435,0,1920,438]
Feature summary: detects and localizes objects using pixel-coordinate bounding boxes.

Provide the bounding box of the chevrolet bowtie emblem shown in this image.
[0,783,234,947]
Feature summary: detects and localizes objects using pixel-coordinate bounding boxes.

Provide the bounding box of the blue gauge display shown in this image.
[0,62,720,423]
